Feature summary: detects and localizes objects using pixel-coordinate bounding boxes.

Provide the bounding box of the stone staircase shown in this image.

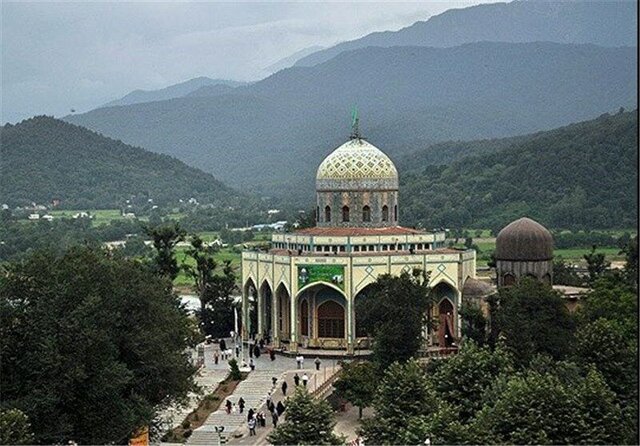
[187,370,280,445]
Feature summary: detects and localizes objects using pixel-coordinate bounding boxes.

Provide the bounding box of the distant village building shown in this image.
[41,214,54,221]
[28,213,40,220]
[241,124,476,353]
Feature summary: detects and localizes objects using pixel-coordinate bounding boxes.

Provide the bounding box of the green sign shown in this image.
[298,265,345,290]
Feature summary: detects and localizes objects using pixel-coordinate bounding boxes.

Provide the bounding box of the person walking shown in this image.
[302,373,309,387]
[238,397,245,414]
[219,338,227,352]
[293,373,300,386]
[276,401,285,416]
[247,408,254,422]
[248,417,256,436]
[281,380,288,395]
[296,355,302,369]
[315,357,321,370]
[249,358,255,371]
[259,411,266,427]
[254,343,261,358]
[214,351,219,365]
[299,355,304,369]
[270,349,276,361]
[225,399,232,414]
[235,346,240,357]
[272,376,277,387]
[249,342,254,358]
[271,410,279,428]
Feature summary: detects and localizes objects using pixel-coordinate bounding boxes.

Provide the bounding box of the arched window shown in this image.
[342,206,350,222]
[317,300,345,338]
[362,205,371,222]
[316,206,320,222]
[394,205,398,221]
[503,273,516,286]
[382,205,389,222]
[325,206,331,222]
[300,300,309,336]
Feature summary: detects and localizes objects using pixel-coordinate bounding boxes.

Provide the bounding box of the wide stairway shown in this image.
[187,370,279,445]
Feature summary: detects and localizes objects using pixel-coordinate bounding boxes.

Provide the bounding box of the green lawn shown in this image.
[469,241,624,267]
[49,209,125,226]
[173,246,242,288]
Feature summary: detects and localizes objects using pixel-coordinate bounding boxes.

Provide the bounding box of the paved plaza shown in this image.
[178,339,343,445]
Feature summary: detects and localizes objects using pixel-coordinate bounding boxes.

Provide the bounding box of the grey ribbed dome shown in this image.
[495,217,553,261]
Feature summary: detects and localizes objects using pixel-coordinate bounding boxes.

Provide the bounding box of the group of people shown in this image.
[246,408,267,436]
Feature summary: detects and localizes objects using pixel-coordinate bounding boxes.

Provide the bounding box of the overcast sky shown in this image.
[1,1,491,123]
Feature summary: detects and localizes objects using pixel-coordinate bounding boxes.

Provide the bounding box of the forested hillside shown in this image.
[295,0,637,66]
[400,110,638,230]
[0,116,246,209]
[66,42,637,200]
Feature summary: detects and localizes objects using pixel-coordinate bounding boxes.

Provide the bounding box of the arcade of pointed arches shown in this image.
[242,276,460,351]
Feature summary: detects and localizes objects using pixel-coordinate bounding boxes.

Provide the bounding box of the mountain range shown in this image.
[294,0,638,67]
[66,41,637,201]
[0,116,245,209]
[103,77,246,108]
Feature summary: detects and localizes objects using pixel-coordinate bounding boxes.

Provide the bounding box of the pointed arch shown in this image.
[382,205,389,222]
[259,280,273,338]
[342,205,350,222]
[324,205,331,223]
[362,205,371,223]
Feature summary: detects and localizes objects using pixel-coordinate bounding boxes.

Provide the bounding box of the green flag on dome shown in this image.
[350,105,360,139]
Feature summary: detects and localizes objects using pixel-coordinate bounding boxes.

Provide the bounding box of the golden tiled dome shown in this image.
[316,138,398,182]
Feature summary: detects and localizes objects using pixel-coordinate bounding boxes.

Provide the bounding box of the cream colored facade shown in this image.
[241,243,476,353]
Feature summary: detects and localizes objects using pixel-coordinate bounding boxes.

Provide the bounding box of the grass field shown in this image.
[49,209,127,226]
[468,240,625,267]
[173,246,242,287]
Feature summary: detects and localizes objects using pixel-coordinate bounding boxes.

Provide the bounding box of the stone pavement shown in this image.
[227,364,342,446]
[157,339,344,445]
[156,367,228,437]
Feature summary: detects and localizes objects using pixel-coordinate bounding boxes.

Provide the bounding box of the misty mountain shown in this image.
[186,84,236,98]
[263,45,325,73]
[0,116,244,209]
[295,0,638,67]
[66,42,637,201]
[103,77,246,107]
[399,110,638,230]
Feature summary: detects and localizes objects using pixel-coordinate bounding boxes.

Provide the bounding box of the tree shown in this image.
[552,258,584,286]
[267,387,343,445]
[355,271,433,369]
[583,246,611,286]
[472,368,626,445]
[183,235,218,317]
[144,222,186,281]
[492,278,575,365]
[428,341,513,421]
[0,409,34,445]
[621,235,638,289]
[360,360,445,445]
[228,358,242,381]
[333,361,377,418]
[0,247,197,444]
[459,301,488,346]
[201,260,237,338]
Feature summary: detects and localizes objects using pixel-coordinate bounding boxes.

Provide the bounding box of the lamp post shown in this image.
[214,425,225,446]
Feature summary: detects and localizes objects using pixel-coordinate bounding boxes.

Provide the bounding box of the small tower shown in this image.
[495,217,554,287]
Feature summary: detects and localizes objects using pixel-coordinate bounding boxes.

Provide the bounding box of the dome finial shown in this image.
[350,105,361,140]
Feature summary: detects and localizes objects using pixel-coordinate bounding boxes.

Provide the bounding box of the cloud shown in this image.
[1,1,488,123]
